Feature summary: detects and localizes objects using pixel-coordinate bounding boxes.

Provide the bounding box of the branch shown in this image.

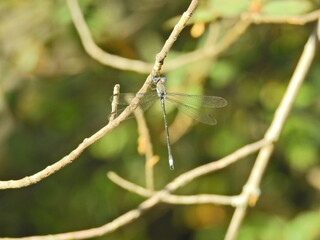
[107,171,153,197]
[163,193,239,206]
[66,0,152,73]
[109,84,120,121]
[242,9,320,25]
[133,106,157,190]
[151,0,199,75]
[225,21,319,240]
[108,171,241,206]
[107,139,272,198]
[108,139,271,199]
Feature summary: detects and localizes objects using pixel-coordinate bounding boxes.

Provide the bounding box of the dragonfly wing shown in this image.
[110,92,159,105]
[166,93,227,108]
[166,98,217,125]
[109,98,156,120]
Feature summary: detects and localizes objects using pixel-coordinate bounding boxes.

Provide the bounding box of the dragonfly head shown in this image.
[152,76,167,84]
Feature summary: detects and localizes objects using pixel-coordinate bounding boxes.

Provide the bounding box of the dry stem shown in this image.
[133,106,157,190]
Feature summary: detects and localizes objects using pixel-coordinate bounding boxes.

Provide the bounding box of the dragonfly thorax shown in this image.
[156,80,167,99]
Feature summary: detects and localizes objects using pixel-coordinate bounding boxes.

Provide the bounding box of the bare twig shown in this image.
[225,22,319,240]
[108,171,241,206]
[107,171,153,197]
[108,139,272,197]
[152,0,198,76]
[163,193,239,206]
[108,139,270,195]
[133,105,157,190]
[66,0,152,73]
[242,9,320,25]
[105,139,270,207]
[109,84,120,121]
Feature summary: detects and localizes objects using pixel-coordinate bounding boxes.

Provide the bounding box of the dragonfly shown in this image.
[111,76,227,170]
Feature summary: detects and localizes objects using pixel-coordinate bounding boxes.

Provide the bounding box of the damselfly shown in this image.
[111,77,227,170]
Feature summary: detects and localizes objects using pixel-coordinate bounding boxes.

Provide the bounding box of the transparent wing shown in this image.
[166,93,227,108]
[109,97,157,120]
[110,92,159,105]
[166,98,218,125]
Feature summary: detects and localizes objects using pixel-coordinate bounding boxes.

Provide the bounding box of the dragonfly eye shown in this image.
[152,77,159,83]
[161,77,167,83]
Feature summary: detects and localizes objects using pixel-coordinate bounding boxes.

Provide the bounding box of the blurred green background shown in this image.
[0,0,320,239]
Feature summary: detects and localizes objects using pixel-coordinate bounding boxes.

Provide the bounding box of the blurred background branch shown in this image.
[66,0,153,73]
[133,105,158,190]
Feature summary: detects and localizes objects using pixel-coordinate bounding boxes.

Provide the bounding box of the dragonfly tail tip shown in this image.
[169,157,174,170]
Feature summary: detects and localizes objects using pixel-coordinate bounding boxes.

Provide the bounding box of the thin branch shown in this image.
[133,106,157,190]
[108,139,271,197]
[242,9,320,25]
[107,171,153,197]
[163,193,239,206]
[225,22,319,240]
[107,138,271,199]
[66,0,152,73]
[152,0,199,75]
[109,84,120,121]
[107,139,270,197]
[108,171,240,206]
